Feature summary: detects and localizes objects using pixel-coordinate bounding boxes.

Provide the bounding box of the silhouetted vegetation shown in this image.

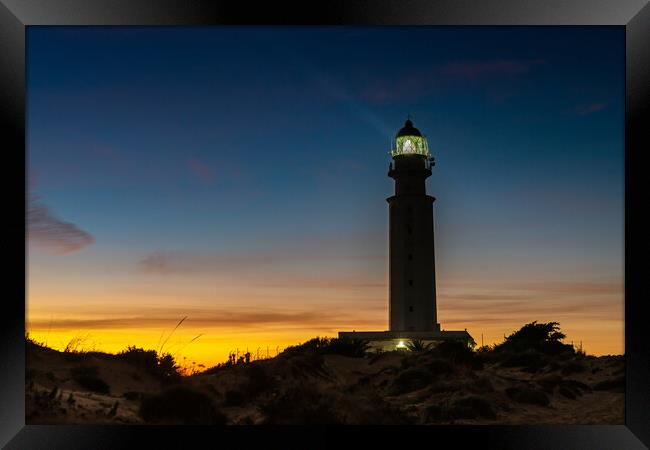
[390,367,434,395]
[222,363,275,406]
[139,387,226,424]
[561,360,588,375]
[500,350,549,373]
[260,383,342,424]
[25,321,625,425]
[282,336,369,358]
[505,386,550,407]
[116,346,181,383]
[592,376,625,392]
[70,365,110,394]
[406,339,432,352]
[494,321,574,355]
[431,340,483,369]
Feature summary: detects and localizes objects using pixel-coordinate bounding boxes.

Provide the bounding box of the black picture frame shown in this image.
[1,1,648,448]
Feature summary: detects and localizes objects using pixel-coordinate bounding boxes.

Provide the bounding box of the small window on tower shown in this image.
[407,226,412,235]
[408,254,413,260]
[408,280,413,286]
[409,306,413,312]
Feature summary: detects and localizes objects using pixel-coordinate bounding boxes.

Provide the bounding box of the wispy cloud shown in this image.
[359,59,546,103]
[359,59,545,104]
[573,102,608,116]
[27,195,94,255]
[137,231,386,276]
[27,306,383,331]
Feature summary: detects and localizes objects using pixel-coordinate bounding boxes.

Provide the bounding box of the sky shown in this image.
[26,26,624,368]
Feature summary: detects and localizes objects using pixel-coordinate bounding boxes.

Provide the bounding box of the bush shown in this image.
[501,351,548,372]
[433,340,481,368]
[246,363,274,397]
[224,388,246,406]
[346,392,412,425]
[494,321,574,355]
[469,376,494,394]
[139,387,226,424]
[536,375,589,398]
[286,351,329,379]
[505,386,550,407]
[406,339,432,352]
[390,367,433,395]
[260,384,342,424]
[592,376,625,392]
[70,366,110,394]
[561,361,587,375]
[282,337,369,358]
[426,358,456,375]
[117,346,181,383]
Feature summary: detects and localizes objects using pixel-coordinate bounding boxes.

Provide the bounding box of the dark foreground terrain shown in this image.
[26,327,624,425]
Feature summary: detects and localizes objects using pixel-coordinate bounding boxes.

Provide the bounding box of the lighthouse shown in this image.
[387,119,440,332]
[339,118,473,350]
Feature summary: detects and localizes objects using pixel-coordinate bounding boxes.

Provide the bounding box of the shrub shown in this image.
[426,358,456,375]
[390,367,433,395]
[505,386,550,407]
[406,339,432,352]
[282,337,369,358]
[70,366,110,394]
[224,388,246,406]
[139,387,226,424]
[592,376,625,392]
[246,363,274,397]
[260,384,342,424]
[494,321,574,355]
[322,337,370,357]
[286,351,328,379]
[350,393,412,425]
[433,340,481,368]
[536,376,589,398]
[117,346,181,383]
[561,360,587,375]
[469,376,494,394]
[501,350,548,372]
[368,350,387,365]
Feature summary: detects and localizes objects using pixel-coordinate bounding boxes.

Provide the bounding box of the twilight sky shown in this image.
[26,26,624,367]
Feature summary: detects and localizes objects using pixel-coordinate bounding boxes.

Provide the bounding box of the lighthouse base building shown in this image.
[339,119,474,351]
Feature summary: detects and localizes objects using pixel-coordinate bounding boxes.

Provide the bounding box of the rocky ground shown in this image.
[26,338,624,425]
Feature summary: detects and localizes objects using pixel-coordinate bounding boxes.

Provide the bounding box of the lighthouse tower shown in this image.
[339,118,473,350]
[387,119,440,332]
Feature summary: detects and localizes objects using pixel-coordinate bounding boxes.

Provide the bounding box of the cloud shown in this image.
[27,196,94,255]
[359,59,545,104]
[137,231,386,275]
[574,102,608,116]
[137,250,276,275]
[27,306,383,331]
[187,158,215,185]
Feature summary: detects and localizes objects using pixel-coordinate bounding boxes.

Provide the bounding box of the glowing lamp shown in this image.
[391,119,430,157]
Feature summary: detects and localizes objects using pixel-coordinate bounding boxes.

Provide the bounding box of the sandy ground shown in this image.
[26,343,624,425]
